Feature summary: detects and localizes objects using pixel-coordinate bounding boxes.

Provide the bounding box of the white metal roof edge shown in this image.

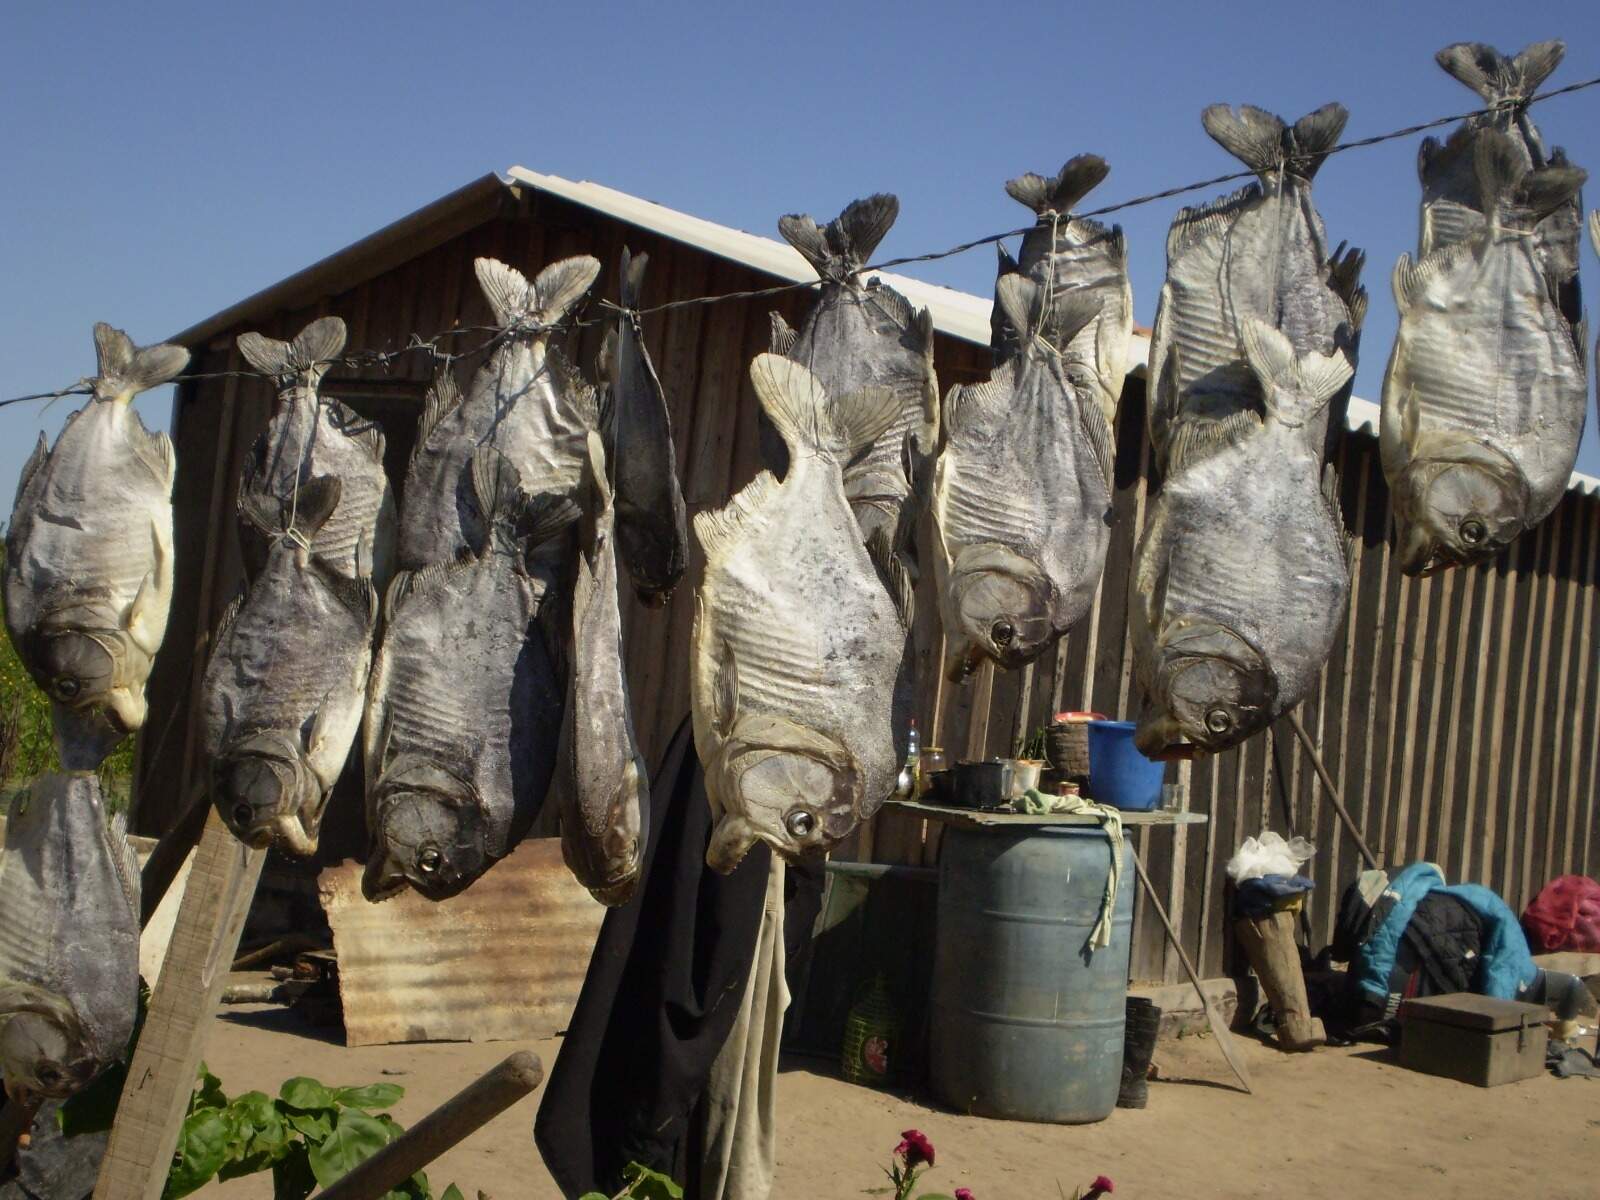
[508,165,1599,498]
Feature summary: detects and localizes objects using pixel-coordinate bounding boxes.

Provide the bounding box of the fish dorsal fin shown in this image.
[864,279,917,332]
[1166,185,1256,259]
[14,432,49,510]
[865,529,914,629]
[384,560,462,618]
[547,345,601,431]
[413,369,462,458]
[106,804,142,922]
[779,194,898,282]
[945,364,1015,439]
[1165,408,1263,476]
[768,311,797,357]
[693,470,779,558]
[310,555,379,627]
[92,323,189,401]
[619,246,648,309]
[1435,40,1564,106]
[1004,154,1110,216]
[327,397,386,463]
[748,353,898,462]
[1078,390,1115,487]
[1392,243,1478,312]
[239,475,342,543]
[1238,318,1353,428]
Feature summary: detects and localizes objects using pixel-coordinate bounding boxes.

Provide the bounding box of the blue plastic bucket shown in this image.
[1084,720,1165,811]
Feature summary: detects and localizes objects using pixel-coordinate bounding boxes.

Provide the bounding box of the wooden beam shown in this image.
[93,811,266,1200]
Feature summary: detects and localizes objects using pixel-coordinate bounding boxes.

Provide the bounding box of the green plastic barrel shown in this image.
[930,824,1134,1123]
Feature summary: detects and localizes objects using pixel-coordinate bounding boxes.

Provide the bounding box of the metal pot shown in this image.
[951,760,1012,809]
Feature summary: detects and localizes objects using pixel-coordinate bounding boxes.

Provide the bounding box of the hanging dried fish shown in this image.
[933,277,1111,680]
[0,773,139,1103]
[364,450,576,901]
[769,196,938,569]
[4,325,187,741]
[235,317,397,585]
[202,478,377,854]
[692,355,911,872]
[400,255,600,570]
[597,249,688,606]
[554,434,649,905]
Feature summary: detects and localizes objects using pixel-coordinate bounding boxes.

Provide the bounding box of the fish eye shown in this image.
[990,620,1015,647]
[1204,707,1234,735]
[53,676,81,700]
[1458,516,1487,547]
[36,1065,61,1087]
[416,847,443,874]
[784,809,816,839]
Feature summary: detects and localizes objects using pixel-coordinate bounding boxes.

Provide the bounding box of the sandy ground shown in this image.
[202,1002,1600,1200]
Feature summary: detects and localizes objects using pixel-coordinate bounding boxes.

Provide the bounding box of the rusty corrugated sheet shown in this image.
[319,837,604,1047]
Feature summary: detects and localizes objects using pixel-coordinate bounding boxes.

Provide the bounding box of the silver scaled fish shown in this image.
[933,276,1111,679]
[554,433,649,905]
[1133,321,1354,757]
[235,316,397,585]
[597,248,689,606]
[0,773,139,1103]
[770,196,938,564]
[364,449,575,901]
[692,355,911,872]
[202,478,377,854]
[5,325,187,742]
[1381,129,1588,574]
[400,255,600,570]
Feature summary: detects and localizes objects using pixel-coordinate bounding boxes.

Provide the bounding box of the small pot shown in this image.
[951,760,1012,809]
[1008,759,1044,798]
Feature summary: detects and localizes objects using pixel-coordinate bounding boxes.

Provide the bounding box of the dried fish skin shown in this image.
[554,434,649,905]
[364,450,576,901]
[0,773,139,1103]
[202,478,377,856]
[399,255,601,570]
[1381,131,1588,575]
[597,249,689,606]
[933,276,1112,681]
[692,355,909,873]
[1133,323,1354,757]
[1002,154,1134,425]
[236,317,397,585]
[771,196,939,561]
[4,324,187,736]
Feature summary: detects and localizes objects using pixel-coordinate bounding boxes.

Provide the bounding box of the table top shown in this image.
[883,799,1209,829]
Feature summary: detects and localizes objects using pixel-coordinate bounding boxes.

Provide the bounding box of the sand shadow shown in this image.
[217,1004,345,1047]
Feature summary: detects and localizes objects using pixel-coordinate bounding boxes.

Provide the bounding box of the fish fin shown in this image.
[995,274,1039,345]
[1473,129,1529,218]
[13,432,49,510]
[866,529,914,628]
[548,345,602,430]
[1326,242,1367,314]
[579,429,615,560]
[1165,185,1256,259]
[474,257,534,327]
[1590,210,1599,257]
[1079,390,1116,487]
[768,311,797,357]
[238,317,346,387]
[1165,408,1263,476]
[328,398,386,463]
[1202,104,1286,177]
[412,369,462,459]
[522,493,584,551]
[1391,246,1472,312]
[693,470,779,558]
[1518,163,1588,224]
[130,427,177,491]
[944,365,1013,438]
[1321,461,1346,534]
[596,326,617,388]
[748,353,898,461]
[714,642,739,734]
[997,274,1102,352]
[1238,318,1353,426]
[779,193,898,281]
[532,255,602,327]
[239,474,343,542]
[213,588,245,649]
[1003,154,1110,215]
[363,638,391,791]
[92,323,189,400]
[1435,40,1564,106]
[619,246,648,309]
[469,445,525,532]
[864,280,916,333]
[1286,104,1347,179]
[996,241,1020,276]
[106,804,142,922]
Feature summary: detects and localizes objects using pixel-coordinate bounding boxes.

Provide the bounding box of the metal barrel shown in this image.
[930,824,1134,1123]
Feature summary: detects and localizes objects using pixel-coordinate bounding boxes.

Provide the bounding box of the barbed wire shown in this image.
[2,73,1595,412]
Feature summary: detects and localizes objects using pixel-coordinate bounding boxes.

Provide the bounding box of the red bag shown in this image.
[1522,875,1600,954]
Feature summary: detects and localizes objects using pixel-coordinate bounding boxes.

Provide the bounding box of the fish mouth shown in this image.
[213,737,316,849]
[706,812,762,874]
[1138,621,1273,756]
[1394,449,1530,575]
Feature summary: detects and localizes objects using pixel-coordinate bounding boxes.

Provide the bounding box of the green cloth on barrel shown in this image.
[1011,789,1123,951]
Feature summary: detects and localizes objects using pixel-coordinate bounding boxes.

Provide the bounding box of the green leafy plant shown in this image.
[1019,726,1048,762]
[579,1161,684,1200]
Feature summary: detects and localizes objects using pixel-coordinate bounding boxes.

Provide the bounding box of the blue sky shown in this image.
[2,1,1597,497]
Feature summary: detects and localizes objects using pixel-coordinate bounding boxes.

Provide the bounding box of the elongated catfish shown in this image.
[1133,321,1354,757]
[236,317,396,584]
[203,478,377,855]
[400,255,599,569]
[1381,130,1588,574]
[5,325,187,738]
[1001,154,1133,423]
[934,277,1110,680]
[597,248,688,606]
[769,196,938,563]
[692,355,910,872]
[554,433,649,905]
[0,773,138,1103]
[364,449,575,901]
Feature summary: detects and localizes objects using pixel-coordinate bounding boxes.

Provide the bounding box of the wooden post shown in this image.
[93,810,266,1200]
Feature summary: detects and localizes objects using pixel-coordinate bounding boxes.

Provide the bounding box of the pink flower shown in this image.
[894,1129,935,1168]
[1087,1176,1116,1197]
[955,1190,976,1200]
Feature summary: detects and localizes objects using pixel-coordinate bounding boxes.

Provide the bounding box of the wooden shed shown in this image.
[144,167,1600,989]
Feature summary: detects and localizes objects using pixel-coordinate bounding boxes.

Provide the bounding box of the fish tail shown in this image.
[92,323,190,401]
[579,429,615,553]
[1435,39,1564,106]
[239,474,343,543]
[1202,104,1346,182]
[995,274,1103,351]
[779,193,899,282]
[1004,154,1110,216]
[236,316,347,389]
[747,353,899,462]
[619,247,648,310]
[1238,318,1353,426]
[474,254,600,330]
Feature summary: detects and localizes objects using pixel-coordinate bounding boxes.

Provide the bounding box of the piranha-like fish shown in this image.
[553,433,649,905]
[5,324,187,739]
[1132,321,1354,757]
[1380,129,1588,574]
[202,477,377,854]
[400,255,600,570]
[235,316,397,584]
[364,449,575,901]
[0,773,139,1103]
[1148,104,1365,468]
[692,354,911,872]
[769,196,938,566]
[933,276,1111,679]
[1000,154,1134,422]
[597,248,688,606]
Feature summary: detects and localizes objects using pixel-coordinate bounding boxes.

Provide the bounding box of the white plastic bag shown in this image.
[1226,831,1315,882]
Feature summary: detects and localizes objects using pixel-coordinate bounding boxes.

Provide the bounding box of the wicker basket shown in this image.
[1045,720,1092,779]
